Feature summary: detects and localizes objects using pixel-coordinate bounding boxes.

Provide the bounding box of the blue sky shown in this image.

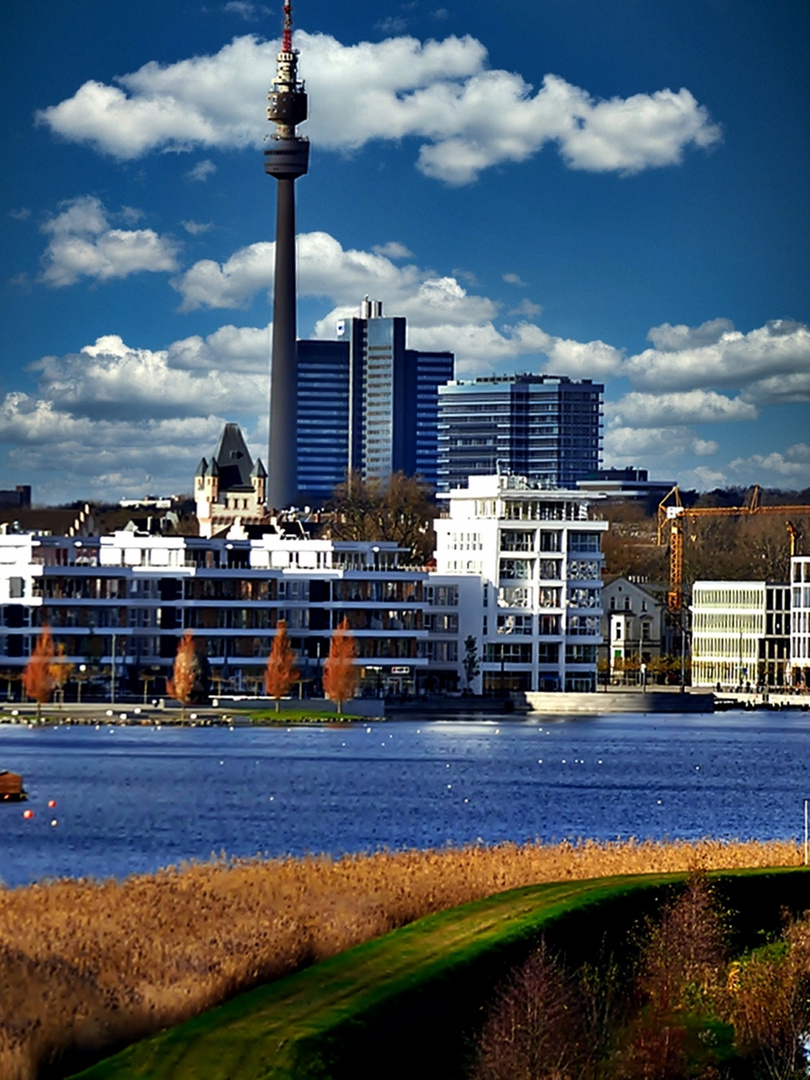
[2,0,808,504]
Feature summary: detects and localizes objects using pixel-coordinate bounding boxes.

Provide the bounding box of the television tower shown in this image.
[265,1,309,509]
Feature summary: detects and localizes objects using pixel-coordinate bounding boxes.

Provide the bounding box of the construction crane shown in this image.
[786,521,802,558]
[657,485,810,612]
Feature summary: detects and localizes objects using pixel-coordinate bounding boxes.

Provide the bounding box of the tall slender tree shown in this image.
[264,620,299,712]
[167,631,196,722]
[49,642,74,707]
[323,617,360,715]
[23,625,55,720]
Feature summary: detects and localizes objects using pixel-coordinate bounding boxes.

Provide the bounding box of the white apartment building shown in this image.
[0,475,609,700]
[434,474,607,693]
[0,530,430,698]
[791,556,810,686]
[691,580,791,689]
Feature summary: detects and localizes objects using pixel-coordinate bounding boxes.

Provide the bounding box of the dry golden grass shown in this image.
[0,838,801,1079]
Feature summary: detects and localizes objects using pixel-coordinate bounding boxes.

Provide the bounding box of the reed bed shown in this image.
[0,837,801,1079]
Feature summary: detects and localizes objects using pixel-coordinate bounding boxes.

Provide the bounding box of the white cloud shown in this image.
[39,196,179,287]
[4,299,808,502]
[222,2,270,21]
[182,219,213,235]
[37,32,720,184]
[372,241,414,259]
[739,370,810,406]
[0,329,273,502]
[9,208,31,221]
[626,319,810,399]
[186,159,217,181]
[173,240,275,310]
[604,424,717,465]
[502,272,526,286]
[376,16,409,35]
[172,232,481,320]
[29,333,265,422]
[508,299,543,317]
[606,389,758,428]
[729,443,810,482]
[173,229,631,377]
[645,318,735,351]
[168,323,270,373]
[688,465,731,489]
[0,393,228,503]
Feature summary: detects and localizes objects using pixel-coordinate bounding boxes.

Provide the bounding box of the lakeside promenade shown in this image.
[1,687,808,726]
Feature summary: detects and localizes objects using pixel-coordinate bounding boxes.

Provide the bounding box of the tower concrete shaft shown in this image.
[265,2,309,509]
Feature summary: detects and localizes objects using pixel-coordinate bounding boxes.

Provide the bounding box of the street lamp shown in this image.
[111,631,116,705]
[77,664,87,705]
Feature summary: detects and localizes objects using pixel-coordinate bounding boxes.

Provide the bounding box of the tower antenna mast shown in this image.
[265,0,309,510]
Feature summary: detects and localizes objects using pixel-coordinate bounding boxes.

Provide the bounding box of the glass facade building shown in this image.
[437,374,604,491]
[295,302,453,502]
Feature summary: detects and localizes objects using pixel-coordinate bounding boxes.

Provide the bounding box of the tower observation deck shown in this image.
[265,2,309,509]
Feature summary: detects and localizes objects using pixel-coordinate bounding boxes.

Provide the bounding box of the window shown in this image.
[499,558,532,580]
[566,643,597,664]
[567,532,601,553]
[485,641,532,663]
[497,613,533,635]
[501,530,534,552]
[539,559,560,580]
[498,586,532,609]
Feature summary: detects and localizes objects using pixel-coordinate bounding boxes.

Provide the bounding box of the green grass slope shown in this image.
[71,868,810,1080]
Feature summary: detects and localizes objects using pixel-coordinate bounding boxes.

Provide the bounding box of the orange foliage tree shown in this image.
[264,620,299,712]
[23,625,55,719]
[167,631,196,721]
[323,617,360,715]
[49,642,74,706]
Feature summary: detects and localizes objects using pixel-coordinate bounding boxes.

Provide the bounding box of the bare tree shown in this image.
[320,471,437,564]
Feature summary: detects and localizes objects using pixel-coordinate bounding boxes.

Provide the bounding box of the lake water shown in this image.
[2,711,810,888]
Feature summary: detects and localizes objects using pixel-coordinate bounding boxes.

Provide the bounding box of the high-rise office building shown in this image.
[437,374,603,491]
[295,299,454,502]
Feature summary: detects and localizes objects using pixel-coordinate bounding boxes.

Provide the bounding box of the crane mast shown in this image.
[657,484,810,611]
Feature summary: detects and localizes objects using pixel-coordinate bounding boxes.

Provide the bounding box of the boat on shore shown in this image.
[0,769,27,801]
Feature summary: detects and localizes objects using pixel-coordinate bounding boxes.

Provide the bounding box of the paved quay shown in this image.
[2,689,808,726]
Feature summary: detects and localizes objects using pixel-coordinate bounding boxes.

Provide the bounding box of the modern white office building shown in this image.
[791,556,810,687]
[691,580,791,689]
[434,474,607,692]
